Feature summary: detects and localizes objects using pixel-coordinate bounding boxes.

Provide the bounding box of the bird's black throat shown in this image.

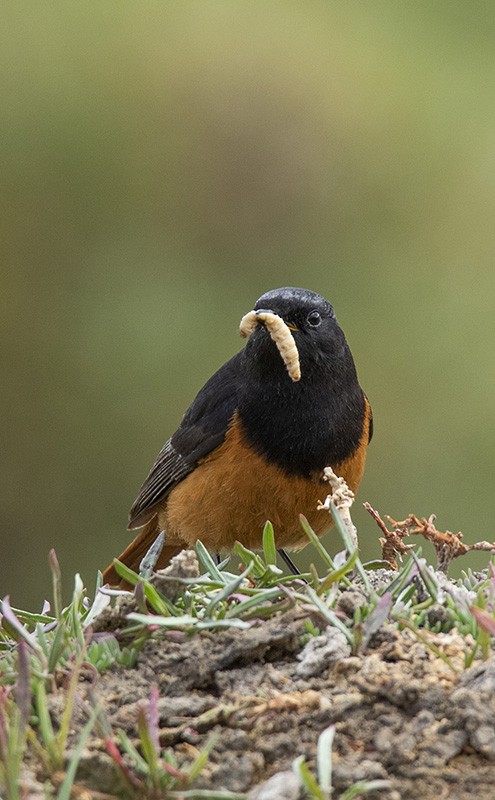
[237,338,366,477]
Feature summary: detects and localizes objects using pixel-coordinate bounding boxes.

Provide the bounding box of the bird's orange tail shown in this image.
[102,518,184,588]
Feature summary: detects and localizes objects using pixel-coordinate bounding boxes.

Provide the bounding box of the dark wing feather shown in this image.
[365,396,373,443]
[127,439,191,528]
[128,351,243,528]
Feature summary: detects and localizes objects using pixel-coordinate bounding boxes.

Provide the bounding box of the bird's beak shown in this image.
[255,309,298,332]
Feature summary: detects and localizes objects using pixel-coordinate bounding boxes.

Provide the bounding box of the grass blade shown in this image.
[205,562,253,618]
[48,549,63,620]
[14,640,31,728]
[339,780,392,799]
[143,582,181,617]
[292,755,324,800]
[305,587,353,644]
[186,732,219,785]
[139,532,165,579]
[317,724,335,794]
[233,543,266,578]
[225,587,284,618]
[1,597,46,663]
[47,620,68,674]
[262,521,277,565]
[196,541,225,583]
[317,550,359,594]
[35,680,59,768]
[110,560,141,587]
[299,515,337,572]
[56,705,100,800]
[362,592,392,649]
[327,503,371,593]
[412,552,438,601]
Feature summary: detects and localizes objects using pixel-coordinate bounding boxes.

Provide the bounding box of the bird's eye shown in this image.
[307,310,321,327]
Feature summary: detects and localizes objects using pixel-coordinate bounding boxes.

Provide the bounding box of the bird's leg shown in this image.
[278,548,300,574]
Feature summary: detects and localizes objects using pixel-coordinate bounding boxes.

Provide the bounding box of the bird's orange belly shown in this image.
[159,409,370,552]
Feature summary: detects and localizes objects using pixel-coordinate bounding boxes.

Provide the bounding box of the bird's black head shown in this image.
[238,286,366,475]
[246,286,351,381]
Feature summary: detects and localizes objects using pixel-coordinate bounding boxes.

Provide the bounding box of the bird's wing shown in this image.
[128,351,242,529]
[365,395,373,443]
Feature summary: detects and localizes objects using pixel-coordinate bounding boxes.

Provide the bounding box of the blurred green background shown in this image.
[3,2,495,609]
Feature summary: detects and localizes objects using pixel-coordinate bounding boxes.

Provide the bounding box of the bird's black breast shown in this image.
[237,363,367,477]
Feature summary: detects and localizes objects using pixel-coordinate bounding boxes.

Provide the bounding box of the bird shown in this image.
[103,287,372,586]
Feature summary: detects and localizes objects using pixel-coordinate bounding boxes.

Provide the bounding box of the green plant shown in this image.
[105,686,245,799]
[4,487,495,798]
[293,724,391,800]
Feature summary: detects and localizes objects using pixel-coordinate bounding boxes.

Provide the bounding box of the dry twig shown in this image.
[363,502,415,570]
[365,504,495,573]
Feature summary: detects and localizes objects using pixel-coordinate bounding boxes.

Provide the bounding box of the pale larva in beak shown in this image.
[239,309,301,382]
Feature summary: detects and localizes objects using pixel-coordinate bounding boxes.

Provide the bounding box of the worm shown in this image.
[239,310,301,382]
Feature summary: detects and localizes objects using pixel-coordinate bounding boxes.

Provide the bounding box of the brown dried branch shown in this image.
[365,504,495,574]
[363,502,414,570]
